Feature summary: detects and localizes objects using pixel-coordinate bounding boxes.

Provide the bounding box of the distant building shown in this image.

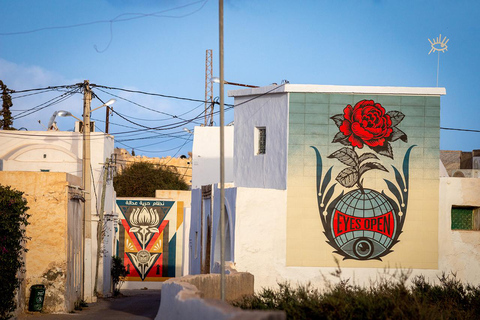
[440,149,480,177]
[114,148,192,186]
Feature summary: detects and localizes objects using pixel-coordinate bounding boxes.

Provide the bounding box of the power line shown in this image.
[440,127,480,133]
[92,83,233,106]
[0,0,209,36]
[110,105,207,132]
[117,133,190,143]
[13,88,81,120]
[7,84,81,94]
[94,87,186,120]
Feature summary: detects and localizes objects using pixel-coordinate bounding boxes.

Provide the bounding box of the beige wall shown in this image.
[0,172,83,313]
[155,190,191,208]
[234,180,480,291]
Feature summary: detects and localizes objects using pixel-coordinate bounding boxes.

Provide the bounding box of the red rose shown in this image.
[339,100,393,148]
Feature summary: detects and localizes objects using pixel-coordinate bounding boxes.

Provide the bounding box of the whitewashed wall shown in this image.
[189,189,202,275]
[232,93,289,190]
[191,126,234,189]
[438,177,480,284]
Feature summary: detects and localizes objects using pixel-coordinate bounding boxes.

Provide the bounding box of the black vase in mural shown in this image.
[312,100,415,261]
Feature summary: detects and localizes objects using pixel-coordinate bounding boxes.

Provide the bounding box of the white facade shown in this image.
[191,126,234,189]
[0,130,117,298]
[188,126,235,275]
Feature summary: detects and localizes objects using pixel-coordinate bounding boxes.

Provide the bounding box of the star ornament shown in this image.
[428,34,449,54]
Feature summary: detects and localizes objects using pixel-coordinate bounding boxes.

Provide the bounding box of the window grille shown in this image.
[451,206,480,230]
[256,127,266,155]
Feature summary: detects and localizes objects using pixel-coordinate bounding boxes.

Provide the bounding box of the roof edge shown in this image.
[228,84,446,97]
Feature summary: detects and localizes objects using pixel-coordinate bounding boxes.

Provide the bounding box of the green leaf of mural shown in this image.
[358,152,379,163]
[392,165,406,194]
[321,167,333,195]
[323,183,337,208]
[330,114,344,128]
[328,147,359,167]
[331,132,350,146]
[384,179,403,208]
[386,110,405,126]
[370,142,393,159]
[311,146,322,193]
[336,167,358,188]
[359,162,389,176]
[389,127,408,143]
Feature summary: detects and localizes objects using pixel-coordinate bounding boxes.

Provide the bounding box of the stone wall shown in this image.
[0,172,83,314]
[114,148,192,186]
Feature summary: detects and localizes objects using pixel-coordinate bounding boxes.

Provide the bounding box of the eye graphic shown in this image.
[340,237,387,260]
[428,34,449,55]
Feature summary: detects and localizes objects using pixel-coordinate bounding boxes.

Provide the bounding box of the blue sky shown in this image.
[0,0,479,157]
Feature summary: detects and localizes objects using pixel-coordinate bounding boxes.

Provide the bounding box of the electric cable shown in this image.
[92,84,233,106]
[0,0,209,36]
[440,127,480,133]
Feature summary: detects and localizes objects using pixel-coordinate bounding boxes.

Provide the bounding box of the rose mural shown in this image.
[312,100,414,260]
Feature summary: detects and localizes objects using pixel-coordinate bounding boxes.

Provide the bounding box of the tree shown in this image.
[0,80,14,130]
[113,162,188,197]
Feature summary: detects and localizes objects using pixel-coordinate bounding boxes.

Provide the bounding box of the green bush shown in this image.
[113,162,189,197]
[111,256,129,296]
[233,272,480,320]
[0,185,30,320]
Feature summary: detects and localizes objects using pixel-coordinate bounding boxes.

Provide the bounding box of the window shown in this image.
[194,231,198,258]
[255,127,266,155]
[451,206,480,230]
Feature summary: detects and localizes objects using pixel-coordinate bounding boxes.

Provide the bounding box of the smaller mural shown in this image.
[116,199,183,281]
[313,100,415,261]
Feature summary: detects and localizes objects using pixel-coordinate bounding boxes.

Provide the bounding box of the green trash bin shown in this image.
[28,285,46,312]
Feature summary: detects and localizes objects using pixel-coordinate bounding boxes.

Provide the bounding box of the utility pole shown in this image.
[219,0,226,301]
[95,157,110,295]
[82,80,94,302]
[105,106,110,134]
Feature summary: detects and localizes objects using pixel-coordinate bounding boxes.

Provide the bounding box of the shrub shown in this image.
[233,272,480,320]
[0,185,30,320]
[111,256,129,296]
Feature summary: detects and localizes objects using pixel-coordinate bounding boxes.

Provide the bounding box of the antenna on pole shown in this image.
[428,34,449,87]
[205,49,214,126]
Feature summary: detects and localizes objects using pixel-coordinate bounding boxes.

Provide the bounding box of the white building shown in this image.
[0,130,117,300]
[188,126,235,275]
[188,84,480,290]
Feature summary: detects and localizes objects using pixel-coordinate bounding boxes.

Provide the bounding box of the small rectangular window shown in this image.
[451,206,480,230]
[195,231,198,258]
[255,127,266,155]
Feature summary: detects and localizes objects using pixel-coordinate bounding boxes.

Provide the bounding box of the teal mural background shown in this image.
[286,92,440,268]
